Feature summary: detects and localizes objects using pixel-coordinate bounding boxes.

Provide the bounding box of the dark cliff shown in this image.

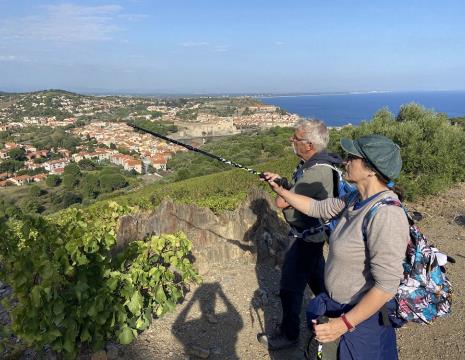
[116,188,289,274]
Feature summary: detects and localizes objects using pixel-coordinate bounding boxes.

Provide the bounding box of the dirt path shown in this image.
[118,182,465,360]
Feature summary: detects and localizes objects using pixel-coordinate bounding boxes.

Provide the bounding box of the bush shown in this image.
[99,174,128,193]
[0,203,199,358]
[330,103,465,199]
[63,163,81,178]
[78,159,97,171]
[46,175,62,187]
[62,192,82,208]
[81,173,100,199]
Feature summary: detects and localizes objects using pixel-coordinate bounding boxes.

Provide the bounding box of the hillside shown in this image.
[1,103,465,359]
[118,182,465,360]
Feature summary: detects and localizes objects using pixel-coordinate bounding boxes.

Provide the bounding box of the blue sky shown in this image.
[1,0,465,94]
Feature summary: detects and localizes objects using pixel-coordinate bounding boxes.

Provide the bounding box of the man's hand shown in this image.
[262,172,286,195]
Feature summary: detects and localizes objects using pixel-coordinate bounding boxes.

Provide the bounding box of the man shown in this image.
[259,119,342,350]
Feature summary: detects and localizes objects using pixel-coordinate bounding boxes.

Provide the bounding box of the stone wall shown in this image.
[116,188,289,274]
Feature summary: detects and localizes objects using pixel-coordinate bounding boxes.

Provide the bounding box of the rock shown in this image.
[187,344,210,359]
[91,350,108,360]
[105,344,120,360]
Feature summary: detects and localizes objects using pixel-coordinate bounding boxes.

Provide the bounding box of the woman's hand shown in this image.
[313,317,347,343]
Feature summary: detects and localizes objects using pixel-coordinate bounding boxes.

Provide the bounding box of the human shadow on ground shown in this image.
[236,198,310,360]
[172,282,243,360]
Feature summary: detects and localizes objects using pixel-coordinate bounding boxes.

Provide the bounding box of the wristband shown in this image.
[341,314,355,332]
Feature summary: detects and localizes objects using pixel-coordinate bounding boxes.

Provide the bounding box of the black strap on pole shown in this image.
[127,122,264,177]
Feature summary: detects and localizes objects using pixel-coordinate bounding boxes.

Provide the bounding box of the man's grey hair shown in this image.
[295,118,329,152]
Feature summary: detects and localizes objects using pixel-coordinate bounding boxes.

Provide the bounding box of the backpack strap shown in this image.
[362,198,407,240]
[309,163,350,197]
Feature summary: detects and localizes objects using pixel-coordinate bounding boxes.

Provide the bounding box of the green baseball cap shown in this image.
[340,134,402,180]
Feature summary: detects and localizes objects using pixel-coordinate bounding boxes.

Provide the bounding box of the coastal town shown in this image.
[0,90,299,188]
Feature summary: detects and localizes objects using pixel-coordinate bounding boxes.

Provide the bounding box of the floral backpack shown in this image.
[363,197,453,325]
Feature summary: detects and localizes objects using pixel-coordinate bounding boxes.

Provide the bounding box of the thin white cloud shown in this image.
[275,41,285,46]
[179,41,209,47]
[0,3,123,42]
[0,55,31,62]
[213,45,230,53]
[0,55,16,61]
[118,14,149,22]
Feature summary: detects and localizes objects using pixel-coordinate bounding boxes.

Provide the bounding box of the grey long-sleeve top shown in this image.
[308,190,409,305]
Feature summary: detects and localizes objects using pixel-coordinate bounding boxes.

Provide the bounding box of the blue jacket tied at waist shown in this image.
[306,293,398,360]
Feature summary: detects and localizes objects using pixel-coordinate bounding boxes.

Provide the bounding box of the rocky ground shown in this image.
[3,182,465,359]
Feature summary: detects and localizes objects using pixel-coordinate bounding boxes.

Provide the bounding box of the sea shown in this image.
[259,90,465,127]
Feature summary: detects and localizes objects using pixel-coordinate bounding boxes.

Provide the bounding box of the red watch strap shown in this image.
[341,314,354,332]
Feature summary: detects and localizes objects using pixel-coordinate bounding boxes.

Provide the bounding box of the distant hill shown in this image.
[0,89,81,97]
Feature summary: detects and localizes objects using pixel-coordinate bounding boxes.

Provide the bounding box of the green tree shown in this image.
[99,174,128,193]
[61,191,82,207]
[29,184,44,197]
[63,163,81,177]
[18,198,41,214]
[63,174,80,190]
[81,173,100,199]
[46,175,62,187]
[396,102,427,123]
[62,163,82,189]
[8,147,26,161]
[78,158,97,171]
[0,159,24,174]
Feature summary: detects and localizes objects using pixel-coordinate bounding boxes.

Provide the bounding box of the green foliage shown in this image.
[63,163,81,178]
[32,128,80,151]
[29,185,45,197]
[18,198,42,214]
[450,116,465,128]
[63,174,79,190]
[63,164,82,190]
[113,154,295,214]
[0,159,24,174]
[166,127,293,181]
[99,174,128,193]
[46,175,62,187]
[81,174,100,199]
[16,167,47,176]
[176,108,198,120]
[132,119,178,136]
[329,103,465,199]
[61,192,82,207]
[78,159,97,171]
[8,147,26,161]
[0,202,199,358]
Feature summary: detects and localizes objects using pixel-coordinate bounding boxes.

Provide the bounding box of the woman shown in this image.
[264,134,409,359]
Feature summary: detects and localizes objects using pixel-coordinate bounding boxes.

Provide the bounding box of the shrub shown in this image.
[78,159,97,171]
[62,192,82,208]
[0,203,199,358]
[46,175,62,187]
[99,174,128,193]
[331,103,465,199]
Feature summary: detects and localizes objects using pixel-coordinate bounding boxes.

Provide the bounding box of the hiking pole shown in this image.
[127,122,289,187]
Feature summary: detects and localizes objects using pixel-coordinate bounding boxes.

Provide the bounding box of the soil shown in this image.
[119,182,465,360]
[3,182,465,360]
